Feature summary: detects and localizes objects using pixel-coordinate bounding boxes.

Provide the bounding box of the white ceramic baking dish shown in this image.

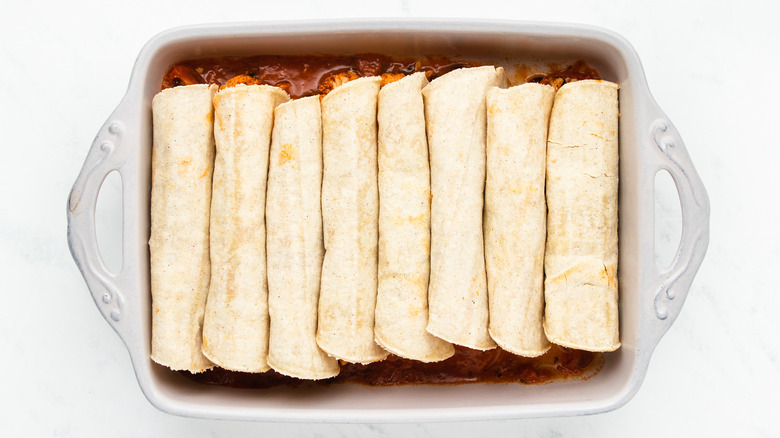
[67,19,710,422]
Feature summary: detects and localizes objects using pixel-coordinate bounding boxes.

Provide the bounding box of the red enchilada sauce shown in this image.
[186,345,602,388]
[161,54,602,96]
[161,54,473,97]
[530,60,602,90]
[162,54,604,388]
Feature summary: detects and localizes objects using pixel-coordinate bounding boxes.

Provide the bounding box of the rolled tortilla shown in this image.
[423,66,505,350]
[544,79,620,352]
[317,76,389,364]
[484,83,555,357]
[266,96,340,379]
[374,72,455,362]
[149,84,217,373]
[201,84,290,372]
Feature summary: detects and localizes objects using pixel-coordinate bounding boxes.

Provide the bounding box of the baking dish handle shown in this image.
[67,103,134,330]
[645,114,710,345]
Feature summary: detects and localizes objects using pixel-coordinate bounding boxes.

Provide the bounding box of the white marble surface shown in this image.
[2,0,778,436]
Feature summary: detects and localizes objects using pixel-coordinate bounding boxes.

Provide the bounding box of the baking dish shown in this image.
[67,19,710,422]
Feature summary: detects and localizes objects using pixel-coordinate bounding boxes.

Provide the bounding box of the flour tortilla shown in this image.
[544,79,620,352]
[485,83,555,357]
[317,76,389,364]
[149,84,217,373]
[374,72,454,362]
[201,84,290,372]
[423,66,505,350]
[266,96,340,379]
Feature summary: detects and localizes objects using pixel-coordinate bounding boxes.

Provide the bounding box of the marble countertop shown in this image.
[2,0,777,436]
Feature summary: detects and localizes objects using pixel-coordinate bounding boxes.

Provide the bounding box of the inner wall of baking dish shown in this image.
[135,25,641,415]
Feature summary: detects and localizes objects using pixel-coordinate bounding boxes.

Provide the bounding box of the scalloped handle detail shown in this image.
[67,120,127,323]
[649,118,710,324]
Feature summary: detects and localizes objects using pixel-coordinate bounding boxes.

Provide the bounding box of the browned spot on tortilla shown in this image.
[605,263,618,289]
[278,143,297,165]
